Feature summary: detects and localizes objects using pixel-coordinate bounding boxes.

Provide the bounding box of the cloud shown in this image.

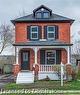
[0,0,80,54]
[0,0,80,23]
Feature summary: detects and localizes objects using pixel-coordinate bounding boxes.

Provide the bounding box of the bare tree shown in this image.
[0,24,14,54]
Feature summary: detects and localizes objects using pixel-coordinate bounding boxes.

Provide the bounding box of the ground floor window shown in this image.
[40,49,61,65]
[45,50,56,64]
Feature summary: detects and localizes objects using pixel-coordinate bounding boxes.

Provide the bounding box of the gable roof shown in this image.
[11,5,74,24]
[33,5,52,13]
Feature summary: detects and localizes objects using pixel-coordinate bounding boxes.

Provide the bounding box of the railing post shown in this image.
[61,62,64,86]
[40,65,54,72]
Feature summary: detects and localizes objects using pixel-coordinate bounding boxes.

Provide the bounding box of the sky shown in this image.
[0,0,80,55]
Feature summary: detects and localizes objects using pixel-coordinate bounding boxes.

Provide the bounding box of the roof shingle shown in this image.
[11,5,74,24]
[11,13,74,24]
[13,40,73,46]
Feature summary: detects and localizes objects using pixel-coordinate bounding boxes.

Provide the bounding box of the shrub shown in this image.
[71,64,78,80]
[76,70,80,80]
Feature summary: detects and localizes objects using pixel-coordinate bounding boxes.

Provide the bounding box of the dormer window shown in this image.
[33,5,52,19]
[36,12,42,18]
[43,12,49,18]
[36,12,50,19]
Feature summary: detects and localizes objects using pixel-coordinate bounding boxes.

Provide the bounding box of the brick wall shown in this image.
[13,48,67,76]
[14,22,70,75]
[13,64,20,76]
[15,22,71,43]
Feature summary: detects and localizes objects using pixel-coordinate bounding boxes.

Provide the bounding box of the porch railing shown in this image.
[39,65,54,72]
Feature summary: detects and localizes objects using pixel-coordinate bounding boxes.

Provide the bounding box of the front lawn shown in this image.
[0,81,79,95]
[2,93,80,95]
[4,80,80,90]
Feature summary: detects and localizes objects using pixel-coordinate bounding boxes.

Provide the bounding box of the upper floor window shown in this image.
[30,26,38,40]
[27,25,41,40]
[47,26,55,39]
[27,25,58,41]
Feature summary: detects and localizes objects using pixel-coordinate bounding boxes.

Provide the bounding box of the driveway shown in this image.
[0,83,7,89]
[0,74,14,89]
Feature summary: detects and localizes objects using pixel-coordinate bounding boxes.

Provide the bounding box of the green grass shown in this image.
[0,93,35,95]
[0,80,80,95]
[1,94,80,95]
[4,80,80,90]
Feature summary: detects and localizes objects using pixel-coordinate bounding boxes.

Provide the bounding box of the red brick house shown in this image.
[11,5,74,83]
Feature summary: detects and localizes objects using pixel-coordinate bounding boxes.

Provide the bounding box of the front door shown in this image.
[21,51,30,70]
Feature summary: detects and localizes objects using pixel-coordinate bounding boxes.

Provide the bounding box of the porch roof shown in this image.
[13,40,73,46]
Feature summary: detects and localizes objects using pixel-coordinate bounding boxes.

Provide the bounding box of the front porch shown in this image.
[15,48,68,71]
[16,46,70,70]
[13,41,72,83]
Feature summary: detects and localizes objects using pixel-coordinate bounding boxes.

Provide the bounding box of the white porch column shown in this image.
[16,47,19,64]
[34,48,38,64]
[67,46,71,64]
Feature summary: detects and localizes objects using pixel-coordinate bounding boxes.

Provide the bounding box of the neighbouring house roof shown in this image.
[0,55,15,65]
[13,40,73,46]
[71,54,80,60]
[11,5,74,24]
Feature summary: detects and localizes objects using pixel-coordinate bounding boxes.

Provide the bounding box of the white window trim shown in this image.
[45,50,56,65]
[47,26,55,40]
[30,26,38,39]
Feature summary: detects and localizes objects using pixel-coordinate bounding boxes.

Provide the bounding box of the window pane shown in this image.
[23,53,28,61]
[43,12,49,18]
[32,33,38,38]
[32,27,37,32]
[48,33,55,38]
[48,27,55,31]
[36,12,42,18]
[46,50,56,64]
[47,52,55,57]
[47,26,55,39]
[47,59,55,64]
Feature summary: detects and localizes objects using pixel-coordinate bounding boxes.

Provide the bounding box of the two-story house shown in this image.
[11,5,74,84]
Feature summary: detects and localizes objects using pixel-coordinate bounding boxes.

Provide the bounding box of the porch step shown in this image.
[38,71,59,80]
[16,71,34,84]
